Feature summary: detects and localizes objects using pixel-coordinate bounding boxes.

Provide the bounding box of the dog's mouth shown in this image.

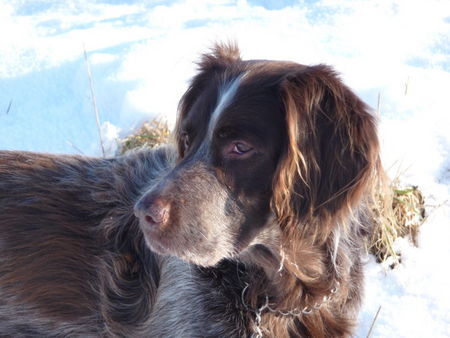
[138,222,230,267]
[141,229,170,255]
[133,179,248,267]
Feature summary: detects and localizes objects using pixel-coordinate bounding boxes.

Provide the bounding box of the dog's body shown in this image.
[0,45,380,337]
[0,148,246,337]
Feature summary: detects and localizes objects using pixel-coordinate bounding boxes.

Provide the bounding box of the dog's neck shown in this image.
[239,215,283,278]
[237,216,342,336]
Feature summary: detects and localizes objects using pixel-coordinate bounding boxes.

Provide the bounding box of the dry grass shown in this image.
[119,119,171,154]
[369,176,426,267]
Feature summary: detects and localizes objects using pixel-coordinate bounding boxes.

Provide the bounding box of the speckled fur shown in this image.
[0,147,247,337]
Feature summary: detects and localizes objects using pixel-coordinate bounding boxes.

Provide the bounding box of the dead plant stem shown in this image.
[366,305,382,338]
[83,44,105,157]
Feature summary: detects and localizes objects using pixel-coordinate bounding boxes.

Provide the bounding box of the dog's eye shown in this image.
[230,142,253,156]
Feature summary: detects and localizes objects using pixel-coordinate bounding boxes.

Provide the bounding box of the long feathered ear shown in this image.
[273,65,380,239]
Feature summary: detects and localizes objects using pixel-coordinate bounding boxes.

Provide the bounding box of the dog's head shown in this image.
[134,44,379,267]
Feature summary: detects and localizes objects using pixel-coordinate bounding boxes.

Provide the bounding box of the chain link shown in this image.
[242,281,340,338]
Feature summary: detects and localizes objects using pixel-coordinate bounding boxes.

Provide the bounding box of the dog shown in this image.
[0,44,380,337]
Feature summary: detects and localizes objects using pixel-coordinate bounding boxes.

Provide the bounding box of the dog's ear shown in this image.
[273,65,379,236]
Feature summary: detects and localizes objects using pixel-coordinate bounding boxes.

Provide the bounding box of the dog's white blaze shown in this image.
[206,76,242,140]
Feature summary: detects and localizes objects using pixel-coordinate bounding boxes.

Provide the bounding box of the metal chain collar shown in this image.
[241,281,340,338]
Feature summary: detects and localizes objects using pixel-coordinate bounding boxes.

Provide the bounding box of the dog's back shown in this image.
[0,148,247,337]
[0,148,162,336]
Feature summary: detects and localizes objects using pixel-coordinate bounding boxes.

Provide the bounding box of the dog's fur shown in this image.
[0,44,380,337]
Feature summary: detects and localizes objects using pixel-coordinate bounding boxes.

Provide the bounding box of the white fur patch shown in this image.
[206,76,242,140]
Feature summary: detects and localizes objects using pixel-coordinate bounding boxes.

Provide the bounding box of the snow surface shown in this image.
[0,0,449,336]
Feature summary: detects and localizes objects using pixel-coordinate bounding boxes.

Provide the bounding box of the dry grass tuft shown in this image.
[119,119,171,154]
[369,176,426,267]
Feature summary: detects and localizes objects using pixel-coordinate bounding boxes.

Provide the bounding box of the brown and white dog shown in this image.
[0,44,380,337]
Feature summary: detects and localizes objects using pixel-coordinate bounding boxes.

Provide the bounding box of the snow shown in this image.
[357,203,450,337]
[1,0,449,336]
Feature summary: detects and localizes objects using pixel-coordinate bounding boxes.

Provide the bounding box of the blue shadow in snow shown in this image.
[0,43,142,155]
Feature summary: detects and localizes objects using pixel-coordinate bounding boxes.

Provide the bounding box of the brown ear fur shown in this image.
[273,65,379,241]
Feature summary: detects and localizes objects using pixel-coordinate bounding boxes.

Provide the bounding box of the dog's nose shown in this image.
[134,195,170,229]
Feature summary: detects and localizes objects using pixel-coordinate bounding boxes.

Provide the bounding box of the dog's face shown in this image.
[134,45,378,267]
[135,64,287,266]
